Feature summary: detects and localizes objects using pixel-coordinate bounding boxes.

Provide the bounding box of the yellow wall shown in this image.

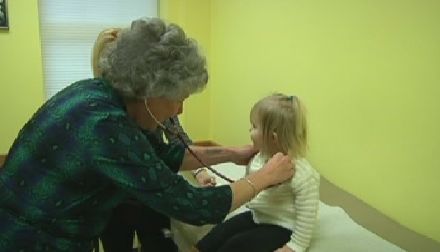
[162,0,440,242]
[0,0,44,153]
[159,0,212,141]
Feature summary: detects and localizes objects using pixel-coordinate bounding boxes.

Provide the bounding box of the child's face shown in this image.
[249,115,263,151]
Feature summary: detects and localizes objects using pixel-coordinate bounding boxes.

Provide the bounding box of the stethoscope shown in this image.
[144,99,234,183]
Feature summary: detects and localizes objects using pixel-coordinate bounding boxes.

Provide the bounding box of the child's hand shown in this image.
[195,170,217,187]
[274,244,294,252]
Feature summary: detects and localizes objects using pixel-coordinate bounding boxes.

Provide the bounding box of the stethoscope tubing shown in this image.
[168,119,235,183]
[144,100,235,183]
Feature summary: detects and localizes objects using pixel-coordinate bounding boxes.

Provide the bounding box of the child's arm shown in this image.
[285,172,320,252]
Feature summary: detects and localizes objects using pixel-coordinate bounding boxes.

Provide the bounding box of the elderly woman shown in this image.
[0,17,294,251]
[92,27,216,252]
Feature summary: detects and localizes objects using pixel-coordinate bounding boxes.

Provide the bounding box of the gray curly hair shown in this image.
[99,17,208,100]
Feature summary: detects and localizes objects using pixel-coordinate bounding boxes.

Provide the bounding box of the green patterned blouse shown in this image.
[0,79,232,251]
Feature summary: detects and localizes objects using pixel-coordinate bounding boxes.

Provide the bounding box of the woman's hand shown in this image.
[195,170,216,187]
[230,144,258,165]
[274,244,294,252]
[258,152,295,187]
[228,153,294,212]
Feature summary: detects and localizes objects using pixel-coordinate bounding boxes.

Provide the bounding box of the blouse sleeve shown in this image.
[88,114,231,225]
[141,129,184,173]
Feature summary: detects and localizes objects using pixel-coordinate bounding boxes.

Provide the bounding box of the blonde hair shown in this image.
[251,93,308,158]
[91,27,121,77]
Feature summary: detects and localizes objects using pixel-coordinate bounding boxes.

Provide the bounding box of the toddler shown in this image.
[195,93,320,252]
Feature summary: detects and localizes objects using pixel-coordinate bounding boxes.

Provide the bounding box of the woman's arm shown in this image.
[92,115,294,224]
[179,145,256,171]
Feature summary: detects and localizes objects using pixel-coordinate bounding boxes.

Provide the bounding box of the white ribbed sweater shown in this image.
[247,153,320,252]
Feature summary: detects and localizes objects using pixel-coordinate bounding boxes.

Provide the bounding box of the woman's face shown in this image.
[147,97,185,123]
[249,114,263,151]
[126,96,186,130]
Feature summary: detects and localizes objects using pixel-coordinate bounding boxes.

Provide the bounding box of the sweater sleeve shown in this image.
[286,172,320,252]
[88,114,231,226]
